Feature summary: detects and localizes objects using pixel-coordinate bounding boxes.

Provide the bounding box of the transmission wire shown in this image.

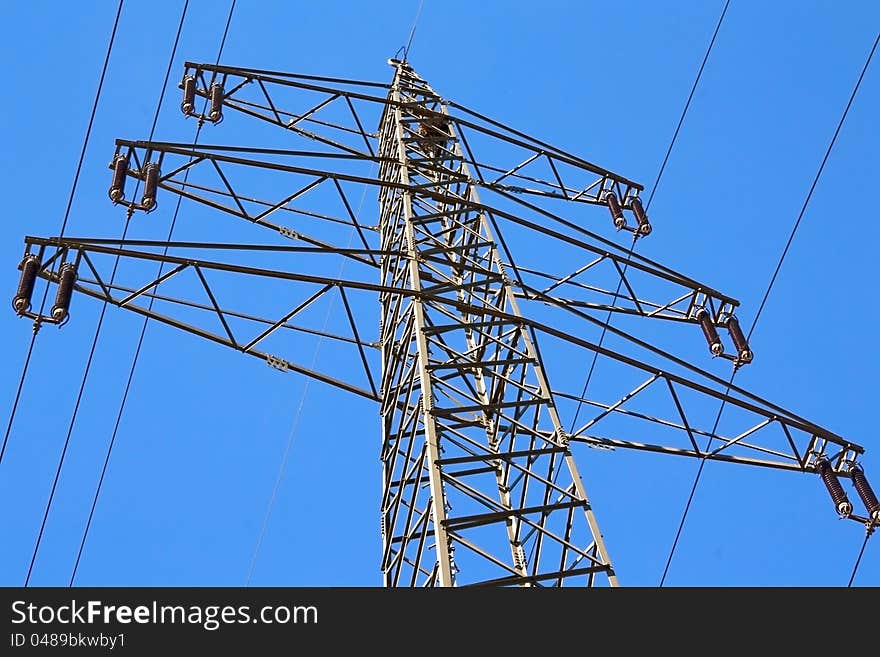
[527,6,733,577]
[0,0,126,467]
[68,0,238,586]
[659,28,880,587]
[567,1,731,435]
[645,0,731,210]
[848,532,871,587]
[25,0,192,586]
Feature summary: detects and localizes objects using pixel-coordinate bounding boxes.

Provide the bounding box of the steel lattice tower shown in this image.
[13,58,880,586]
[377,62,615,586]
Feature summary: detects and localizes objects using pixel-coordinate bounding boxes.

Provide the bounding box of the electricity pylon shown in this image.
[13,59,879,586]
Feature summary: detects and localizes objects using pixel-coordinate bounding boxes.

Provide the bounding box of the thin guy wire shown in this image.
[659,28,879,586]
[567,237,636,434]
[69,0,238,586]
[0,0,126,466]
[244,242,348,586]
[25,0,191,586]
[402,0,426,61]
[246,175,373,585]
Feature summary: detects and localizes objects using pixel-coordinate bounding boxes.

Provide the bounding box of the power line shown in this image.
[68,0,238,587]
[528,1,730,569]
[0,335,37,465]
[67,194,190,587]
[214,0,237,68]
[848,532,871,587]
[562,8,733,576]
[658,436,713,585]
[747,29,879,340]
[567,1,731,493]
[25,223,131,586]
[645,0,731,210]
[659,27,880,587]
[0,0,126,467]
[25,0,192,587]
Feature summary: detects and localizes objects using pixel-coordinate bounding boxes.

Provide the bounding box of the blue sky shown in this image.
[0,0,878,587]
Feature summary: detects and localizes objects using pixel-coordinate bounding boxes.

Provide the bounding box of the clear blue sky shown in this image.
[0,0,878,587]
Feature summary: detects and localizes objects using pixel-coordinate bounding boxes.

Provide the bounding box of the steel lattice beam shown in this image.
[19,232,865,479]
[178,61,645,215]
[105,136,747,355]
